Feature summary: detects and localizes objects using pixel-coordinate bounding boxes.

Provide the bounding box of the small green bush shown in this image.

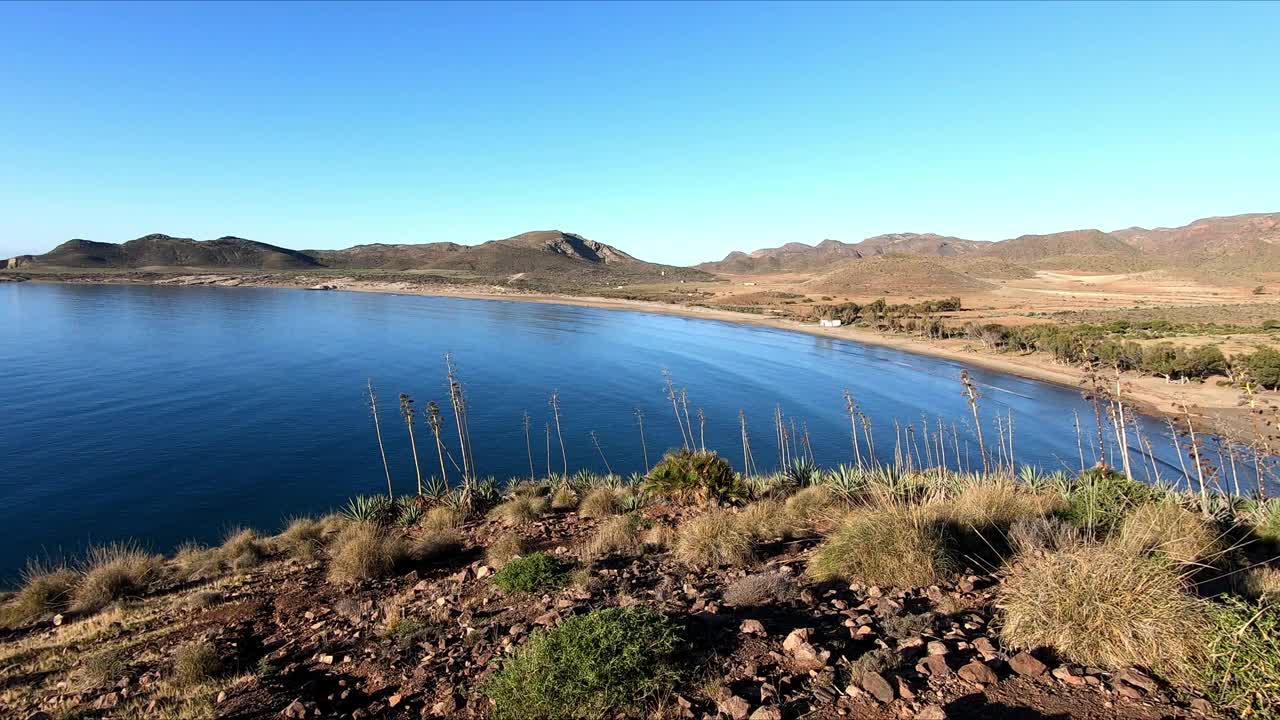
[1060,467,1160,534]
[492,552,567,593]
[484,607,684,720]
[1203,597,1280,715]
[645,449,746,504]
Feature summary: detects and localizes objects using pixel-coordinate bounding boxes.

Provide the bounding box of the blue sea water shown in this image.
[0,282,1254,583]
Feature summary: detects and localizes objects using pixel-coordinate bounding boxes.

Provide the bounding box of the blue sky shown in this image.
[1,1,1277,265]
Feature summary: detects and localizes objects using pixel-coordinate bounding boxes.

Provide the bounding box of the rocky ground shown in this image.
[0,498,1217,720]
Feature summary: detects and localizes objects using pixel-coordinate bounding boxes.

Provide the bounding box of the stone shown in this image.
[1051,666,1086,687]
[749,707,783,720]
[916,705,947,720]
[475,565,492,578]
[429,692,459,716]
[93,692,120,710]
[972,636,998,659]
[718,694,752,720]
[958,660,998,686]
[925,641,948,656]
[283,699,307,718]
[1009,652,1047,678]
[782,628,830,669]
[319,654,335,665]
[915,654,952,678]
[1115,683,1144,699]
[52,613,64,626]
[860,671,896,703]
[740,619,767,636]
[1117,668,1158,694]
[388,693,403,707]
[1189,698,1212,714]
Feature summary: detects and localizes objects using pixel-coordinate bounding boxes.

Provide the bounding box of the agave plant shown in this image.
[821,464,866,504]
[474,476,502,508]
[785,459,820,487]
[422,475,450,504]
[619,491,649,513]
[343,495,394,525]
[570,469,597,492]
[396,497,424,527]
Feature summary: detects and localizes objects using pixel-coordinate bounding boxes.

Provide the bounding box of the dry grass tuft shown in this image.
[997,540,1209,681]
[1116,501,1221,566]
[0,563,79,627]
[410,529,462,563]
[72,542,163,613]
[642,523,677,550]
[673,510,754,567]
[1009,516,1082,555]
[551,486,579,511]
[782,486,839,533]
[78,648,128,690]
[218,527,267,570]
[423,506,465,531]
[807,507,948,588]
[173,641,222,686]
[736,500,794,541]
[934,482,1062,530]
[583,515,643,560]
[326,523,409,584]
[579,488,620,519]
[486,531,529,569]
[1242,566,1280,601]
[491,496,548,527]
[722,572,795,606]
[278,516,326,561]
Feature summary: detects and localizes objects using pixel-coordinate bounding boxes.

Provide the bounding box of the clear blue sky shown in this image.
[1,1,1277,265]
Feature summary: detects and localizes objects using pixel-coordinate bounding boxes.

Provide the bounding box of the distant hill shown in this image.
[6,230,710,287]
[806,256,995,296]
[698,212,1280,278]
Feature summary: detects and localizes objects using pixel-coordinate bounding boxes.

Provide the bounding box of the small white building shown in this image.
[819,318,842,327]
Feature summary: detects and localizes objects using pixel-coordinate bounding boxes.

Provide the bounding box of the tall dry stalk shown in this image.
[367,379,394,499]
[635,408,650,473]
[960,370,988,473]
[1072,409,1085,472]
[663,370,690,450]
[739,409,756,476]
[445,354,474,482]
[696,407,706,452]
[590,431,612,475]
[1183,406,1209,518]
[522,411,534,481]
[544,422,552,479]
[400,393,423,496]
[426,400,448,486]
[549,389,568,477]
[843,389,863,466]
[680,389,695,450]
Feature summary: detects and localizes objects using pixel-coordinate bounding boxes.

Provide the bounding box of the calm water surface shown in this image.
[0,282,1240,582]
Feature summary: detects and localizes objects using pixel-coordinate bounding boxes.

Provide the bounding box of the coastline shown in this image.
[17,273,1258,434]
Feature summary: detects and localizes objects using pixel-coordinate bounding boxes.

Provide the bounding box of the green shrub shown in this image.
[484,607,684,720]
[1060,468,1160,534]
[492,552,567,593]
[645,449,745,504]
[808,507,949,588]
[1202,597,1280,715]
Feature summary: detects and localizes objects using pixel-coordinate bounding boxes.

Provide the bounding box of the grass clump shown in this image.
[1009,516,1082,555]
[641,523,677,550]
[326,523,409,584]
[673,510,753,567]
[807,507,948,588]
[722,572,795,607]
[584,515,643,560]
[410,529,462,563]
[484,607,684,720]
[578,488,620,518]
[551,486,579,511]
[218,527,268,570]
[1250,499,1280,544]
[1242,566,1280,601]
[782,485,839,533]
[486,531,528,568]
[645,449,745,504]
[1060,467,1160,534]
[1202,597,1280,715]
[423,506,465,531]
[72,542,163,613]
[997,540,1208,682]
[78,649,128,689]
[492,552,568,593]
[0,563,79,627]
[935,481,1061,530]
[173,641,222,686]
[491,496,548,527]
[736,499,794,541]
[1116,501,1221,566]
[278,516,326,561]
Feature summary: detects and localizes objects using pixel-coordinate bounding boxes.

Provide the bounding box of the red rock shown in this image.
[1009,652,1047,678]
[92,692,120,710]
[283,699,307,718]
[915,654,952,678]
[740,619,766,636]
[718,694,752,720]
[958,660,998,686]
[860,671,895,703]
[916,705,946,720]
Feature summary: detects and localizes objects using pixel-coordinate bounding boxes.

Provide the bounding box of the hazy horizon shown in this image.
[3,1,1278,264]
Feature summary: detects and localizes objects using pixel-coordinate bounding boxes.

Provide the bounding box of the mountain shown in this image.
[697,233,978,273]
[977,229,1138,265]
[1112,213,1280,257]
[7,230,710,286]
[806,256,995,296]
[6,234,321,270]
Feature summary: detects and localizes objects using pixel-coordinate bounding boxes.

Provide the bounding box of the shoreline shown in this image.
[16,272,1257,434]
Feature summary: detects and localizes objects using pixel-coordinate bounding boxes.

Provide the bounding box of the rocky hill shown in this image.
[7,235,321,270]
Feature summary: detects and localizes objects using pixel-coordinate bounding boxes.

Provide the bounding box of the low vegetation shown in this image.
[808,506,949,587]
[326,523,409,584]
[484,608,684,720]
[672,509,753,567]
[645,449,746,504]
[491,552,567,593]
[72,542,163,613]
